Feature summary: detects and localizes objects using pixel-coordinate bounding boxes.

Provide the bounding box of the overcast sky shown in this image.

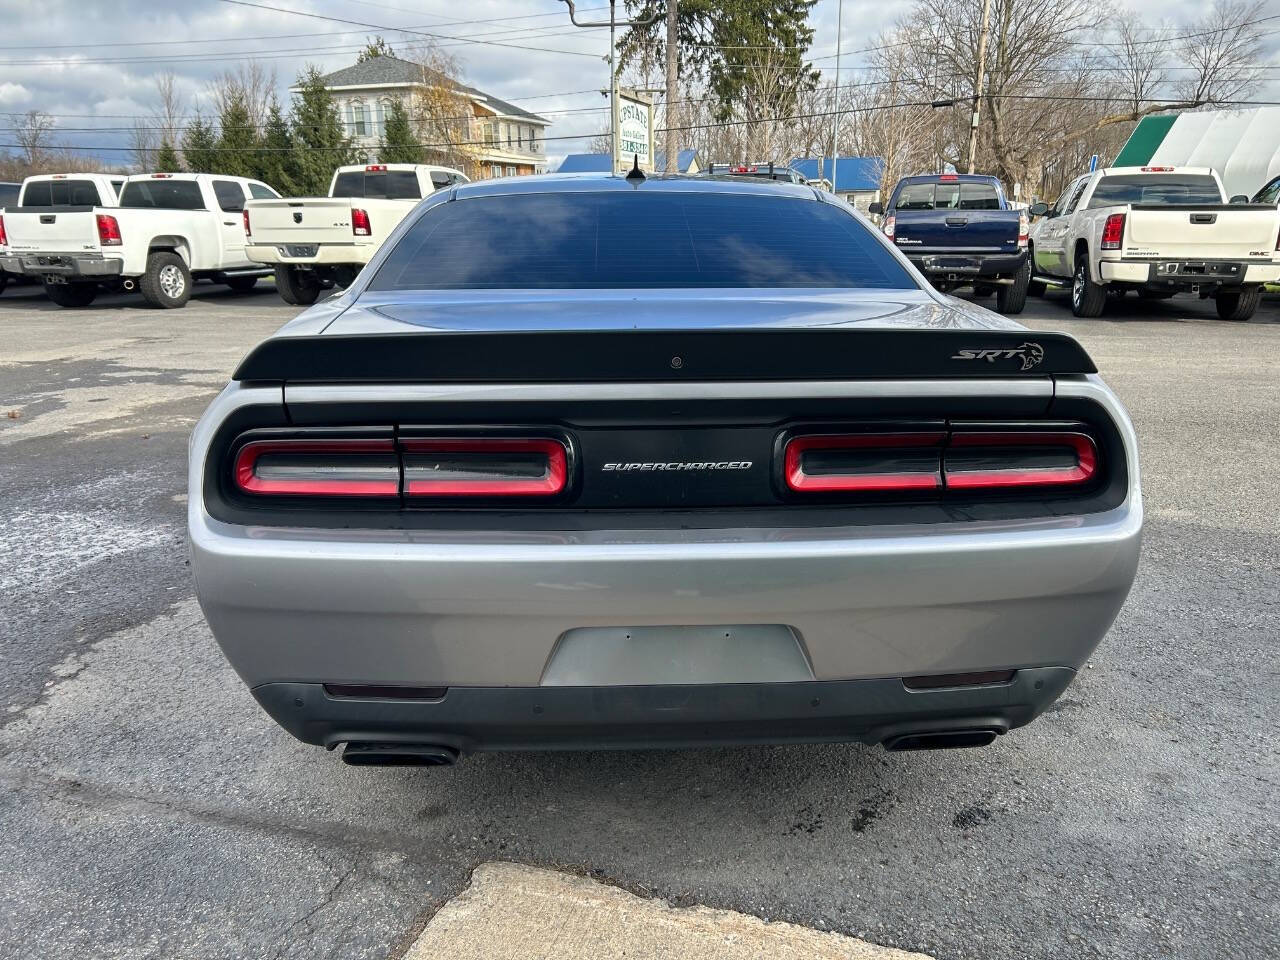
[0,0,1276,169]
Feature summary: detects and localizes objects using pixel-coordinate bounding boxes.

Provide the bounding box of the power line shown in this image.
[216,0,605,58]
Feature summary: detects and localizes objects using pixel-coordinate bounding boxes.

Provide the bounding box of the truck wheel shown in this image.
[0,273,8,296]
[1214,287,1261,322]
[1070,257,1106,318]
[225,276,258,293]
[44,282,99,307]
[139,251,192,309]
[996,261,1030,315]
[274,266,320,306]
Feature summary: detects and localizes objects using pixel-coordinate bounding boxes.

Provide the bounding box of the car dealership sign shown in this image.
[615,89,654,170]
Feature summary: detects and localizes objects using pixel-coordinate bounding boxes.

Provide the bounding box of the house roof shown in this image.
[557,149,700,173]
[315,56,548,123]
[789,156,884,192]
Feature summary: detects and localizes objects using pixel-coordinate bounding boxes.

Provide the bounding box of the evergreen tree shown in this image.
[154,139,182,173]
[357,36,395,62]
[378,98,423,164]
[289,66,355,196]
[181,113,218,173]
[256,96,299,195]
[215,90,259,178]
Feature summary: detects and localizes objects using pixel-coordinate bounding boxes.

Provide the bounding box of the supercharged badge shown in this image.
[603,461,753,472]
[951,341,1045,371]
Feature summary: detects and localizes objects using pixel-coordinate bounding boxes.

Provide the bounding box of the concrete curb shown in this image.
[405,861,934,960]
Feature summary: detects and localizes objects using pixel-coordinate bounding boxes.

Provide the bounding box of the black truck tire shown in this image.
[996,260,1030,315]
[139,251,192,309]
[1214,287,1261,322]
[274,266,321,306]
[44,282,99,307]
[0,272,8,295]
[1070,255,1107,318]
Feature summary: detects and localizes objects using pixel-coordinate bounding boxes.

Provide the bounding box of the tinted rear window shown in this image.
[895,180,1000,211]
[1087,175,1222,207]
[332,170,422,200]
[119,180,205,210]
[0,183,18,208]
[370,191,915,290]
[19,179,101,207]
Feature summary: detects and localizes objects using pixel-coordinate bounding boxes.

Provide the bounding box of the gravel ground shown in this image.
[0,280,1277,960]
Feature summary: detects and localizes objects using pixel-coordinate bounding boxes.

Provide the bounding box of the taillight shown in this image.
[785,429,1098,495]
[882,215,895,240]
[243,208,251,237]
[943,431,1097,489]
[351,208,371,236]
[784,432,945,493]
[365,164,387,172]
[402,437,567,497]
[96,214,122,247]
[0,215,7,246]
[1140,166,1173,172]
[233,439,399,497]
[1100,213,1125,250]
[1017,211,1029,248]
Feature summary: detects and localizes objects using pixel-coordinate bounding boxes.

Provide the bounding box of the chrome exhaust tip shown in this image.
[341,742,459,766]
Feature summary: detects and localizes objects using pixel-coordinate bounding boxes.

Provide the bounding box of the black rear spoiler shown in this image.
[233,329,1096,383]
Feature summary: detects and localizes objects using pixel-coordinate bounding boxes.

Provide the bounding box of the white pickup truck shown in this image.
[1,173,125,295]
[243,163,468,305]
[1027,166,1280,320]
[0,173,278,308]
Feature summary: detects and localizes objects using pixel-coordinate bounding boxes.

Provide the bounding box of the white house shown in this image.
[306,55,551,177]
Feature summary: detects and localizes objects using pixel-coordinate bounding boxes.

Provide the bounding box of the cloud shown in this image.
[0,82,32,107]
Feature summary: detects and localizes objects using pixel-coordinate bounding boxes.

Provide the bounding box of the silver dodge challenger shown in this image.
[189,173,1142,767]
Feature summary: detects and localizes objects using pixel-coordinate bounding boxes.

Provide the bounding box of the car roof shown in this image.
[448,172,820,201]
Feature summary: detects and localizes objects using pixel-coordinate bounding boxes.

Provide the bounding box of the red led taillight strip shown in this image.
[943,431,1097,489]
[233,439,399,497]
[784,432,947,493]
[401,437,568,497]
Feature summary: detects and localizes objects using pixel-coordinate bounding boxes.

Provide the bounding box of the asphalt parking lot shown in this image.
[1,280,1277,960]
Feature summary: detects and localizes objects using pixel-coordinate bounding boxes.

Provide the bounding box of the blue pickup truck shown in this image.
[869,174,1031,314]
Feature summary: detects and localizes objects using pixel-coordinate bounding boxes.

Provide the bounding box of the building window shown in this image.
[517,126,524,148]
[506,165,517,177]
[506,124,513,148]
[352,101,367,137]
[491,164,502,178]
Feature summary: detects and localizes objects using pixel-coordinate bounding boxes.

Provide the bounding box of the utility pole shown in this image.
[829,0,844,195]
[967,0,992,175]
[562,0,657,173]
[665,0,678,173]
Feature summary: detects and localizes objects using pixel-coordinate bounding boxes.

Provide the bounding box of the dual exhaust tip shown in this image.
[339,728,1004,766]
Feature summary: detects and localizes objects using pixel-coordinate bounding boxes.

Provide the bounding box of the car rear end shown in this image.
[190,178,1141,765]
[0,175,126,284]
[245,165,425,268]
[882,175,1027,291]
[1089,170,1280,290]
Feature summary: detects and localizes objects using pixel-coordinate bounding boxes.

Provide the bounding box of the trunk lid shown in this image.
[2,208,100,253]
[1123,205,1279,257]
[892,209,1021,252]
[245,198,361,245]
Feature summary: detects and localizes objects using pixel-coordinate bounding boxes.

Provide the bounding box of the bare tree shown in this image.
[11,110,57,167]
[1175,0,1266,103]
[208,62,277,130]
[129,120,156,171]
[151,71,186,158]
[1109,13,1169,113]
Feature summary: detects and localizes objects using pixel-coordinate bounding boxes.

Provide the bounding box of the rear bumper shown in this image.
[246,242,370,267]
[0,252,122,279]
[252,667,1077,752]
[905,250,1027,281]
[1099,257,1280,286]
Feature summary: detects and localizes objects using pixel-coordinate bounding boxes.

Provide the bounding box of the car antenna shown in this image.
[625,153,646,182]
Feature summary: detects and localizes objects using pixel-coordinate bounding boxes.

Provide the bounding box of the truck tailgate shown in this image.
[245,198,359,246]
[2,207,99,253]
[893,210,1020,252]
[1125,205,1279,257]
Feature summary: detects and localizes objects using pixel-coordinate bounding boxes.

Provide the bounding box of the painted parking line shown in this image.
[405,861,933,960]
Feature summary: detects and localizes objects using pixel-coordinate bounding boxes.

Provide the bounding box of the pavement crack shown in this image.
[270,856,357,960]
